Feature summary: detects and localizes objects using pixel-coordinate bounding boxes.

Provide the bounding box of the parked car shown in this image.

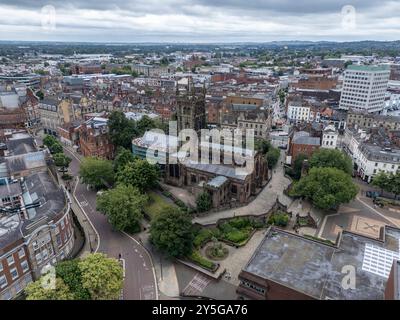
[366,191,381,198]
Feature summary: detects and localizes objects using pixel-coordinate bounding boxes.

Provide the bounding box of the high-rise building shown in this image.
[339,65,390,113]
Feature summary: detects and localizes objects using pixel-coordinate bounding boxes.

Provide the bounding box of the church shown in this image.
[132,80,269,209]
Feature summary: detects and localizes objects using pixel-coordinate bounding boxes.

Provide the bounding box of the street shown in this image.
[65,146,158,300]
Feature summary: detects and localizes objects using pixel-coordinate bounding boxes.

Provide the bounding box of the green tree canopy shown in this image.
[137,115,156,135]
[309,149,353,175]
[97,184,147,232]
[150,207,194,258]
[25,277,74,300]
[255,139,271,155]
[43,135,63,154]
[56,259,91,300]
[291,167,358,210]
[372,171,392,192]
[267,147,280,169]
[113,147,135,172]
[79,157,114,189]
[287,154,308,180]
[53,153,72,168]
[108,111,138,149]
[372,171,400,198]
[196,192,212,213]
[78,253,123,300]
[116,159,159,192]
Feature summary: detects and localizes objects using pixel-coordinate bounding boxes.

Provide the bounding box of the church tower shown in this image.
[176,78,206,134]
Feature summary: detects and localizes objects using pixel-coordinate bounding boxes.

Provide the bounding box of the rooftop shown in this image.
[347,64,391,72]
[242,226,400,300]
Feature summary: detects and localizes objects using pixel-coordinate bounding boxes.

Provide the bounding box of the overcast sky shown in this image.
[0,0,399,42]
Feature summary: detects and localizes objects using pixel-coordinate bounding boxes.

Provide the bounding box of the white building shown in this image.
[339,64,390,113]
[287,99,311,123]
[343,127,400,182]
[321,125,338,149]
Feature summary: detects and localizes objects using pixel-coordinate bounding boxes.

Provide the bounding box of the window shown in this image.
[60,220,65,230]
[21,261,29,273]
[231,185,237,194]
[15,281,22,293]
[0,275,7,289]
[6,255,14,266]
[10,268,18,280]
[18,249,25,259]
[56,234,62,247]
[0,262,3,272]
[35,252,42,264]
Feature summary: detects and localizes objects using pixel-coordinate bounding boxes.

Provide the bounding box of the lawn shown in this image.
[143,191,177,220]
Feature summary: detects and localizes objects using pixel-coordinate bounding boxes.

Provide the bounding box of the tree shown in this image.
[137,115,156,135]
[108,111,138,149]
[150,207,194,258]
[43,134,58,148]
[372,171,391,193]
[372,171,400,199]
[116,159,159,193]
[196,192,212,212]
[309,149,353,175]
[43,135,63,154]
[267,147,280,169]
[291,167,358,210]
[113,147,135,172]
[287,154,308,180]
[78,253,123,300]
[56,259,91,300]
[53,153,71,169]
[79,157,114,189]
[25,277,74,300]
[36,90,44,100]
[255,139,271,155]
[97,184,147,232]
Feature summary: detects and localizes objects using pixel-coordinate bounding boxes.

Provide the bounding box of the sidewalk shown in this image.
[59,173,99,258]
[136,223,180,299]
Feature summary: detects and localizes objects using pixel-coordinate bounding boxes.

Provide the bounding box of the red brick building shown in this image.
[76,117,115,159]
[288,130,320,162]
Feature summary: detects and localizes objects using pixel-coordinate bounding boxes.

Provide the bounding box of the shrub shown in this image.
[268,212,290,227]
[193,229,214,248]
[227,217,251,229]
[224,230,250,244]
[188,251,216,271]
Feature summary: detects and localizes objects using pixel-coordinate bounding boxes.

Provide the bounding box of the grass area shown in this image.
[188,250,217,271]
[192,217,264,248]
[143,191,177,220]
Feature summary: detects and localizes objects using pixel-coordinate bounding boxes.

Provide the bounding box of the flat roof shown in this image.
[347,64,390,72]
[243,226,400,300]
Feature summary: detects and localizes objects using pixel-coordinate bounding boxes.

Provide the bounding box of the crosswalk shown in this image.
[182,273,211,296]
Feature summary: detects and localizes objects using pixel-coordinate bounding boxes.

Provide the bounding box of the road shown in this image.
[64,146,158,300]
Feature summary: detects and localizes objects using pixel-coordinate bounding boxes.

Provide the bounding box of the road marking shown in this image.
[182,273,211,296]
[122,231,159,300]
[66,146,158,300]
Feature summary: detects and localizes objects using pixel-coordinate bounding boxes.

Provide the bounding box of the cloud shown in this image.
[0,0,399,42]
